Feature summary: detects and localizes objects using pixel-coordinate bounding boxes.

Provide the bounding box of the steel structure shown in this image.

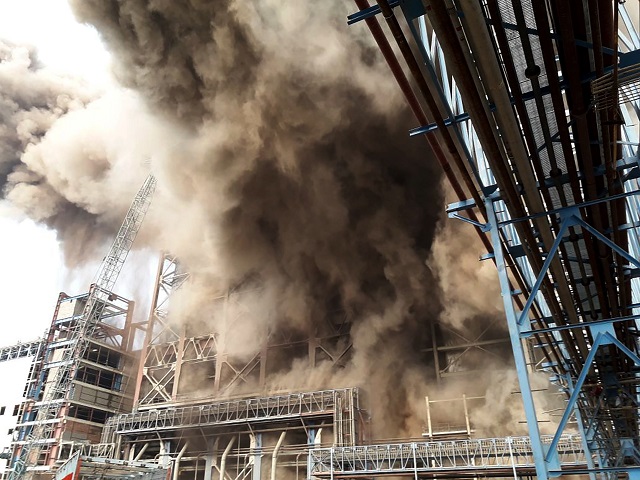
[8,175,156,479]
[309,434,586,478]
[103,388,359,445]
[10,291,140,471]
[347,0,640,478]
[134,255,354,408]
[135,256,509,410]
[0,342,43,364]
[6,3,640,480]
[87,388,361,480]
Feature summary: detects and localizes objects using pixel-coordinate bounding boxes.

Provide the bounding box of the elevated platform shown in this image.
[102,388,359,439]
[309,435,586,478]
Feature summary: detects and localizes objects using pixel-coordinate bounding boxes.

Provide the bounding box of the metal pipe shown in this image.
[219,437,235,480]
[133,443,149,461]
[357,0,535,319]
[374,0,485,208]
[271,432,287,480]
[452,0,589,358]
[173,442,189,480]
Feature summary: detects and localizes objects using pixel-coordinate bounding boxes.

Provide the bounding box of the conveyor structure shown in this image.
[346,0,640,478]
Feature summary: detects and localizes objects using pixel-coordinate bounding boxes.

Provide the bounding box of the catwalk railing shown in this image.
[103,388,359,442]
[309,434,586,478]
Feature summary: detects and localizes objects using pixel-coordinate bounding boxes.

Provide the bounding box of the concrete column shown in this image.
[251,433,262,480]
[204,455,214,480]
[159,441,172,468]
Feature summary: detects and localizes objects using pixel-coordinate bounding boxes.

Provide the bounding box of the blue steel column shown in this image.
[564,373,597,480]
[485,196,550,480]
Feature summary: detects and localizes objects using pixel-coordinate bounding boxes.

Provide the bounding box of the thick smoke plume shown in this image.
[68,0,448,438]
[1,1,517,438]
[0,39,102,265]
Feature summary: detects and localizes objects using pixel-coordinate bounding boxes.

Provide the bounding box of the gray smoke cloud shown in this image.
[68,0,449,437]
[0,1,514,439]
[0,39,107,265]
[0,38,178,265]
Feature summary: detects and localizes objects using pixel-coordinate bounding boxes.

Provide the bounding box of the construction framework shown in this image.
[3,2,640,480]
[309,434,587,478]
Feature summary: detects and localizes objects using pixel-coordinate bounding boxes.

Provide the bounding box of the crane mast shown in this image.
[8,174,157,480]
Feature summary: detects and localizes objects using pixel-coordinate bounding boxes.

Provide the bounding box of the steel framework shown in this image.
[103,388,359,447]
[134,255,354,409]
[8,174,156,479]
[347,0,640,478]
[133,260,505,406]
[309,435,586,478]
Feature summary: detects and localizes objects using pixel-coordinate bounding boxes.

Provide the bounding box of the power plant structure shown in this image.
[1,1,640,480]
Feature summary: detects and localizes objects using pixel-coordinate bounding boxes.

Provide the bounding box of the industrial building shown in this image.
[0,0,639,480]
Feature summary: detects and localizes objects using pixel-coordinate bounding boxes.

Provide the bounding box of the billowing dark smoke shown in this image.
[0,39,114,265]
[66,0,448,436]
[0,1,514,438]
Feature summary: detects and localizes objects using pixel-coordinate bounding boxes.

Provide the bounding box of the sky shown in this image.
[0,2,159,461]
[0,0,113,344]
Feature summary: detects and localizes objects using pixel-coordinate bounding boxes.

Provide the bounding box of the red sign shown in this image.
[55,452,81,480]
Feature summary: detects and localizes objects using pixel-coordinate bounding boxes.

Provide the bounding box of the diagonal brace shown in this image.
[518,207,640,325]
[545,331,640,462]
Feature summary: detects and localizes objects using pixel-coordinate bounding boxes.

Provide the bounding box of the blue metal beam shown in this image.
[486,197,550,480]
[346,0,400,25]
[545,329,640,462]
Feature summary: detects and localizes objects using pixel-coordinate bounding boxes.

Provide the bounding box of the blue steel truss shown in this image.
[348,0,640,479]
[482,194,640,479]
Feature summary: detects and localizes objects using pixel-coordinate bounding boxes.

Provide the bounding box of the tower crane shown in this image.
[8,174,157,480]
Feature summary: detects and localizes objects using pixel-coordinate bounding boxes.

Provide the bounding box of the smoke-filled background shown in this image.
[1,1,560,439]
